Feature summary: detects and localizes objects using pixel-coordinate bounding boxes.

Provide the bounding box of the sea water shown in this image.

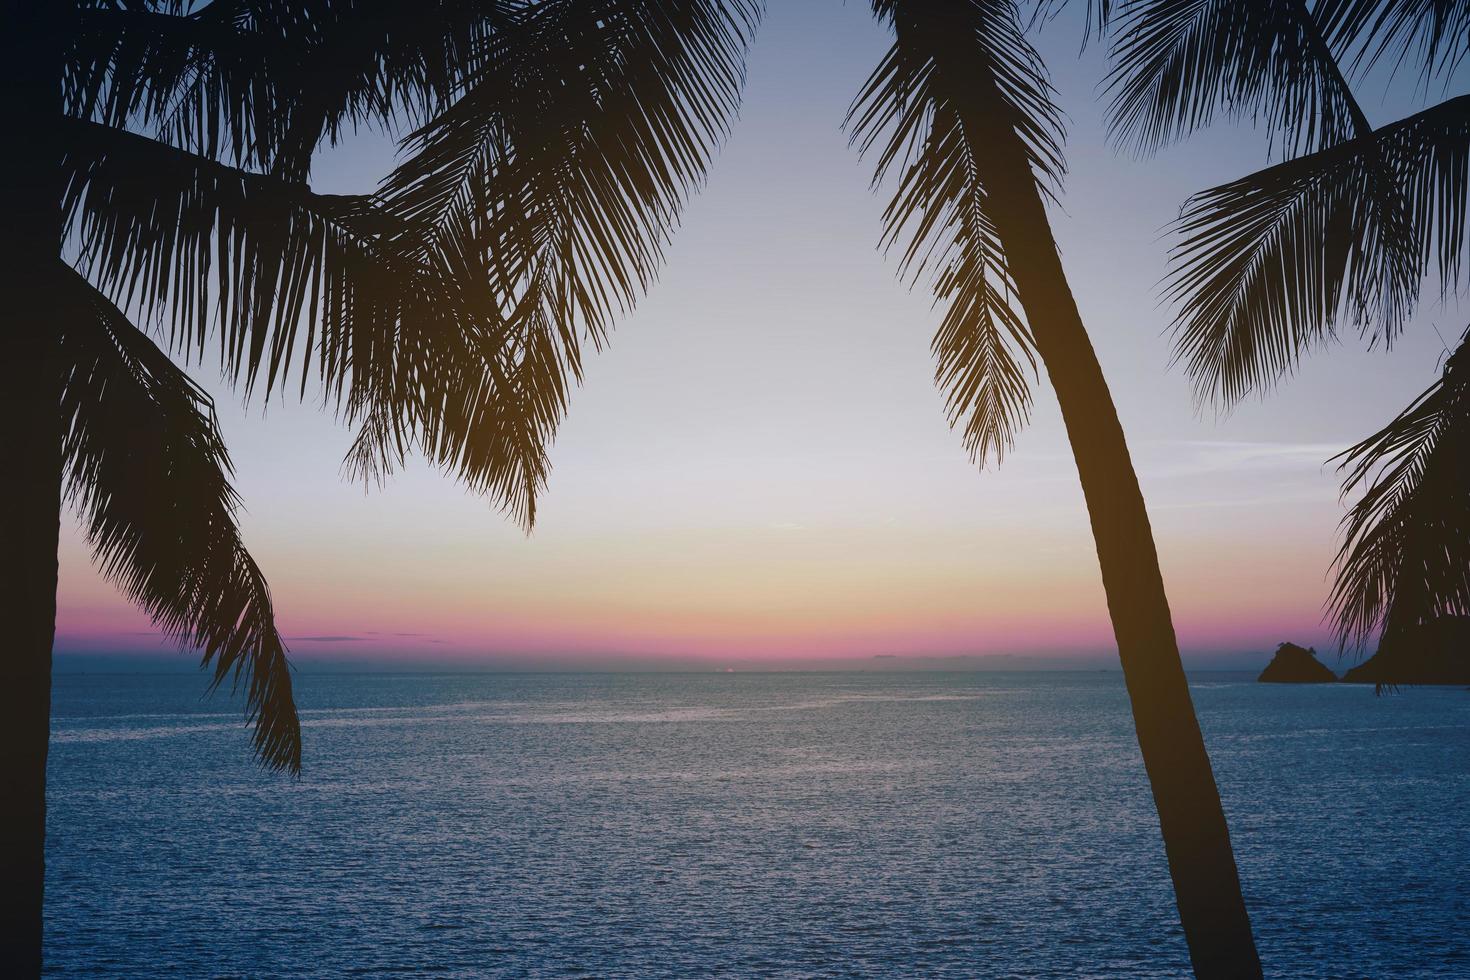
[44,671,1470,977]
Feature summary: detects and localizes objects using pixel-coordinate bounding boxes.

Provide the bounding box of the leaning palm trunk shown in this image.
[1,1,65,972]
[969,89,1260,980]
[851,3,1261,973]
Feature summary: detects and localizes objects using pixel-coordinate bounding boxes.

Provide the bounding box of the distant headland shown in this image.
[1258,618,1470,686]
[1341,618,1470,687]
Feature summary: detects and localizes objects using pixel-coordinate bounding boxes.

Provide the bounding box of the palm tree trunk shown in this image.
[0,351,61,980]
[0,2,66,974]
[969,112,1263,976]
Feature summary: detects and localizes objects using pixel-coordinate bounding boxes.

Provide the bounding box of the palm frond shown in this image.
[68,2,295,173]
[1166,95,1470,404]
[337,303,555,529]
[1030,0,1116,46]
[375,0,757,512]
[63,114,545,528]
[68,0,513,179]
[849,0,1064,464]
[1330,328,1470,656]
[383,0,756,319]
[1316,0,1470,85]
[64,116,467,401]
[63,110,567,530]
[57,263,300,773]
[1105,0,1369,157]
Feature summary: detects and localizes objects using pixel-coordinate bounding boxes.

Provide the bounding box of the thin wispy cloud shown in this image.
[1136,440,1345,481]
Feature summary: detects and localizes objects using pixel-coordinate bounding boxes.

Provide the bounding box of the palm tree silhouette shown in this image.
[849,4,1259,976]
[1105,1,1470,677]
[4,1,753,973]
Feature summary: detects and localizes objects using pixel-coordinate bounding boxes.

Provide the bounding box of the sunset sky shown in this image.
[55,2,1459,668]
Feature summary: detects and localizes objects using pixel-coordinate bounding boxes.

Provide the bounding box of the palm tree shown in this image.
[5,1,754,973]
[846,3,1260,975]
[1104,0,1470,669]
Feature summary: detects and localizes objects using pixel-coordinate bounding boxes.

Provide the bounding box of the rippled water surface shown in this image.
[46,671,1470,977]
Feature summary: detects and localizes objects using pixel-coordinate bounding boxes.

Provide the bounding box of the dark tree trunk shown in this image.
[0,354,61,980]
[0,2,66,975]
[969,103,1263,978]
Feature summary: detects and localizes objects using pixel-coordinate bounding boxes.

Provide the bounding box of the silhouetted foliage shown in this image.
[37,3,1271,976]
[1332,330,1470,656]
[61,0,757,770]
[58,266,299,769]
[848,0,1063,464]
[1103,0,1470,655]
[851,4,1261,975]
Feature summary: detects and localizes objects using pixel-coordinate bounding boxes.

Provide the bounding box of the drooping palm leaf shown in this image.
[65,0,760,535]
[1030,0,1116,46]
[57,263,300,772]
[848,0,1065,464]
[337,299,555,530]
[63,104,557,528]
[373,0,757,523]
[1106,0,1372,158]
[1166,95,1470,404]
[1316,0,1470,84]
[1330,328,1470,657]
[69,0,512,179]
[64,117,424,399]
[384,0,756,325]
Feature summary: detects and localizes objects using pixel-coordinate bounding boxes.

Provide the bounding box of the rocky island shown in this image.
[1257,642,1338,683]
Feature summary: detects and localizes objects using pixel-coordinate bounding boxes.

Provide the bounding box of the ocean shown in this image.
[44,670,1470,977]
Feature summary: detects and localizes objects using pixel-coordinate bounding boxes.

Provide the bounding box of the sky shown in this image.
[54,2,1463,669]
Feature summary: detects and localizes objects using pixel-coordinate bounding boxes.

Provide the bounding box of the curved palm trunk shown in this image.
[1,2,65,974]
[0,348,60,980]
[971,111,1262,976]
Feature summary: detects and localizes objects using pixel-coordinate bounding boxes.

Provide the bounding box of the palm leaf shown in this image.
[849,0,1065,464]
[1315,0,1470,84]
[1030,0,1116,46]
[69,1,296,173]
[63,116,483,403]
[337,300,556,529]
[374,0,757,519]
[382,0,756,323]
[1105,0,1370,157]
[57,263,300,773]
[1330,328,1470,657]
[68,117,559,533]
[69,0,511,178]
[64,112,563,526]
[1167,95,1470,404]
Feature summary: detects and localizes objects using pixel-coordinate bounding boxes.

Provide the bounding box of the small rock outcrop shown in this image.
[1342,617,1470,686]
[1257,642,1338,683]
